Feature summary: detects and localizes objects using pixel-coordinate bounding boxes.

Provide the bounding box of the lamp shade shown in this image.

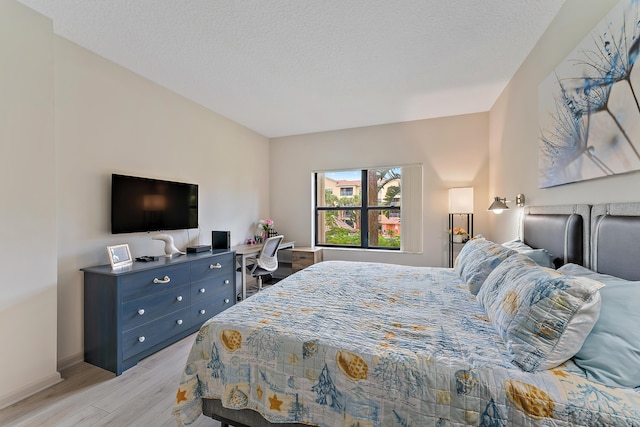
[487,196,509,214]
[448,187,474,213]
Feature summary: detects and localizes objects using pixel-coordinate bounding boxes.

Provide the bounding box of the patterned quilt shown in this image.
[173,261,640,426]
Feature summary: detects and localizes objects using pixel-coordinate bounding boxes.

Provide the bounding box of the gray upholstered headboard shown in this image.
[521,205,590,268]
[591,203,640,281]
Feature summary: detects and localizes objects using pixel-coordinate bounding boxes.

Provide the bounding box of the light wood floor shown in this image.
[0,333,219,427]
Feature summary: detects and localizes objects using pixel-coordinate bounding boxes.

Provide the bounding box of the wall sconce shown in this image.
[487,194,525,214]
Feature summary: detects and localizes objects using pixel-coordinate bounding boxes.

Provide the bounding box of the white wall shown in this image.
[488,0,635,242]
[270,114,490,267]
[54,37,270,367]
[0,0,60,407]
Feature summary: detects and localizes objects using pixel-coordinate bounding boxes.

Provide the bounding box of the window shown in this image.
[340,187,354,197]
[314,165,422,251]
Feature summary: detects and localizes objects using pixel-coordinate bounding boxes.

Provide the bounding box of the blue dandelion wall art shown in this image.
[539,0,640,187]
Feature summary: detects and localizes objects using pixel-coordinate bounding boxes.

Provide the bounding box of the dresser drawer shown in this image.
[292,252,315,263]
[122,307,191,360]
[121,264,190,302]
[190,253,234,282]
[122,284,190,331]
[191,275,232,301]
[191,286,235,326]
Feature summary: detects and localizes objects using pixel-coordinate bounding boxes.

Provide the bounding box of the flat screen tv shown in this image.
[111,174,198,234]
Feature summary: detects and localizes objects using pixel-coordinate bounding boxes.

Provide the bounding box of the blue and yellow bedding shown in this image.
[173,260,640,426]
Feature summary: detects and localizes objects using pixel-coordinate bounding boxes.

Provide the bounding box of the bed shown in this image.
[173,203,640,426]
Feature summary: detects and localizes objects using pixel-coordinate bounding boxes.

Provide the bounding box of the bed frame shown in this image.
[203,398,306,427]
[591,202,640,280]
[200,202,636,427]
[521,204,590,268]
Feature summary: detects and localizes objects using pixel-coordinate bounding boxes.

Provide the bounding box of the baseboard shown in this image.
[0,371,62,410]
[57,351,84,372]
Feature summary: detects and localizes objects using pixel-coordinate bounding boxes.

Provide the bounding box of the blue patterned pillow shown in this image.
[454,236,516,295]
[559,263,640,388]
[477,254,603,372]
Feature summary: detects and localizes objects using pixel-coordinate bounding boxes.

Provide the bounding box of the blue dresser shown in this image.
[82,250,235,375]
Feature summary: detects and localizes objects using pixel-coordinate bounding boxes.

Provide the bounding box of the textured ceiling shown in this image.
[18,0,566,138]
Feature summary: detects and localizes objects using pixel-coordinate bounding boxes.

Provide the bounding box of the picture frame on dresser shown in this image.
[106,244,132,269]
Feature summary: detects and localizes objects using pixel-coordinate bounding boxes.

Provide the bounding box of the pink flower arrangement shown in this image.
[259,219,274,231]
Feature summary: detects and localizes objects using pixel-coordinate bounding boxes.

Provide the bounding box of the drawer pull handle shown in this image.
[224,279,230,285]
[153,276,171,284]
[209,263,222,269]
[199,288,206,294]
[224,298,230,304]
[199,309,206,315]
[138,336,145,343]
[138,309,145,315]
[176,319,183,325]
[176,295,183,302]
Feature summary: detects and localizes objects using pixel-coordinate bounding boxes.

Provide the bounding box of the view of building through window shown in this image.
[315,168,401,249]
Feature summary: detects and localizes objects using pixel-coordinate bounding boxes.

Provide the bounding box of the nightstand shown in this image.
[292,247,323,273]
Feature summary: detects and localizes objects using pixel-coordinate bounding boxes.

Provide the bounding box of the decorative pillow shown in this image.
[559,263,640,388]
[477,254,603,372]
[502,239,554,268]
[454,236,516,295]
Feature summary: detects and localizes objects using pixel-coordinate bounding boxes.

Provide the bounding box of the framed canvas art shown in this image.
[539,0,640,188]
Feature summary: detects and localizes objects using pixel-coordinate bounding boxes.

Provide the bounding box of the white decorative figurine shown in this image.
[152,233,185,257]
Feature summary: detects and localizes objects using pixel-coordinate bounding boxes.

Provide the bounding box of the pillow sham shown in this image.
[559,263,640,388]
[502,239,554,268]
[478,254,603,372]
[454,236,516,295]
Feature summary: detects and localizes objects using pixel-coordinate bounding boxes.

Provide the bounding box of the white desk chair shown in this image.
[246,235,284,291]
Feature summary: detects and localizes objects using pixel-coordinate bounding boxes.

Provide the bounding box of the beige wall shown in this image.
[54,37,270,367]
[1,0,270,406]
[488,0,632,242]
[270,113,490,267]
[0,0,60,407]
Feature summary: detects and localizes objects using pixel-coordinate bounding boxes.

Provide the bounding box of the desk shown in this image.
[232,240,295,300]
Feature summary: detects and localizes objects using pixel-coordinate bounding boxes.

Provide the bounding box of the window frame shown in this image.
[314,169,401,250]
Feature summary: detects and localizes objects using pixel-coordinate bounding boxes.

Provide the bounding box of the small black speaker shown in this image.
[212,230,230,249]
